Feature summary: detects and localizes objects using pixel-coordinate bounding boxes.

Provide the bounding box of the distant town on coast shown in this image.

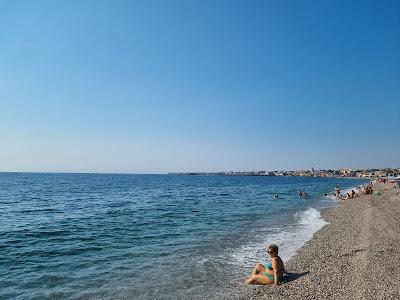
[171,167,400,178]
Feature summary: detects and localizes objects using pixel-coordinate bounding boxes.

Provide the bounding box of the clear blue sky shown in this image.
[0,0,399,173]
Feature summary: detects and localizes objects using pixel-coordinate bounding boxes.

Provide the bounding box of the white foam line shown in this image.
[229,207,327,268]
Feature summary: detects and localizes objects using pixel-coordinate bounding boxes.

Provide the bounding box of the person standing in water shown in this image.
[245,244,285,285]
[299,190,308,197]
[335,185,340,198]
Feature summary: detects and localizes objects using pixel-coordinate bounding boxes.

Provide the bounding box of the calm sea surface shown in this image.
[0,173,368,299]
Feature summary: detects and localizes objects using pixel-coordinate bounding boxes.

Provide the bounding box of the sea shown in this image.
[0,173,369,299]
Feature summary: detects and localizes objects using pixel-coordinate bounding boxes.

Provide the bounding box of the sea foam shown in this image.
[230,207,327,268]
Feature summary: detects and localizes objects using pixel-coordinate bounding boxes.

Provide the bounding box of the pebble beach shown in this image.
[240,183,400,300]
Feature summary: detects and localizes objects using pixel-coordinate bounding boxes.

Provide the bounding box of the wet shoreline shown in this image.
[239,184,400,300]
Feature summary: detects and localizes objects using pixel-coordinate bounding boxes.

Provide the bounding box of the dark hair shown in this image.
[268,244,278,253]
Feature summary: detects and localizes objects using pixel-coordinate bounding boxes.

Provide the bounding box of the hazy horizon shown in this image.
[1,0,399,173]
[0,164,398,175]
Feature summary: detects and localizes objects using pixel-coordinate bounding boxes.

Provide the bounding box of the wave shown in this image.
[229,207,327,268]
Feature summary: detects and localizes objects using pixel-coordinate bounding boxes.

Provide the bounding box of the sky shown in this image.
[0,0,399,173]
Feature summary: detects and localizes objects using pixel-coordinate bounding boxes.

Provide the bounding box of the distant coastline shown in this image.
[170,167,400,178]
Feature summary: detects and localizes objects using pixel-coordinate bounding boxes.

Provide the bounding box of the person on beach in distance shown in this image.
[341,192,352,200]
[335,185,340,198]
[245,244,285,285]
[366,184,373,194]
[356,186,364,196]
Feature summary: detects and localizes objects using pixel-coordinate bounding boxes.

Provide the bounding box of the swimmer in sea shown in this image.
[299,190,308,197]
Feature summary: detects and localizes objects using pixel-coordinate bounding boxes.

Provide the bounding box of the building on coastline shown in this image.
[171,167,400,178]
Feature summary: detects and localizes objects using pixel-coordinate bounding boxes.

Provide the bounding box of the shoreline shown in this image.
[238,183,400,300]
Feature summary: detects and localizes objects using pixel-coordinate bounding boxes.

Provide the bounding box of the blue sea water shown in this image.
[0,173,368,299]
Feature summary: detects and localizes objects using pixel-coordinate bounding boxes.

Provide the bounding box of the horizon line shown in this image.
[1,166,399,176]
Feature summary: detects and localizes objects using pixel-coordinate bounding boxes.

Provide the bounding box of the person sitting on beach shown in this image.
[361,185,367,194]
[341,192,352,200]
[357,186,364,195]
[351,190,356,198]
[365,185,373,194]
[245,244,285,285]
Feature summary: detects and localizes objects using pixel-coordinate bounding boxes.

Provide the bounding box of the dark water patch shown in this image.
[155,207,169,211]
[23,230,71,238]
[158,194,173,198]
[20,208,62,214]
[15,246,104,259]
